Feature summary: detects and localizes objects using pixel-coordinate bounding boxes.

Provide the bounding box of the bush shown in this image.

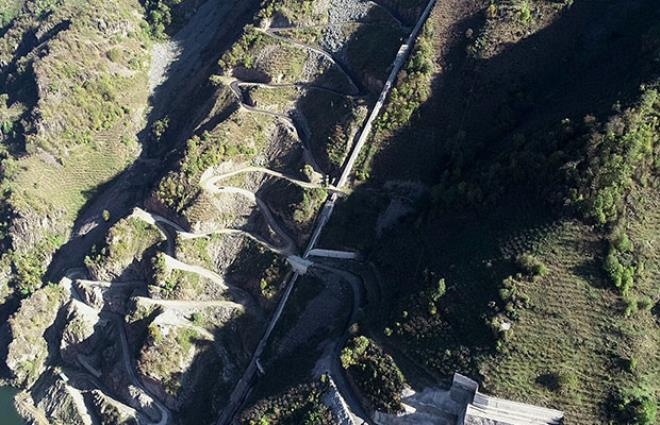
[341,336,406,413]
[604,249,635,295]
[614,386,658,425]
[142,0,184,39]
[603,229,639,296]
[240,382,333,425]
[556,369,579,396]
[516,254,547,277]
[105,48,121,63]
[375,21,434,132]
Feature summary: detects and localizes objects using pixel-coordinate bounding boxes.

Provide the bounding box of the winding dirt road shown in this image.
[260,28,362,95]
[217,1,437,423]
[63,270,171,425]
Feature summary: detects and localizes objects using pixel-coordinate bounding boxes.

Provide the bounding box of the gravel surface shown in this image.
[148,0,237,119]
[324,0,373,52]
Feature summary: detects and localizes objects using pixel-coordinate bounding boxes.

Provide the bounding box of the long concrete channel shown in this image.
[216,1,437,423]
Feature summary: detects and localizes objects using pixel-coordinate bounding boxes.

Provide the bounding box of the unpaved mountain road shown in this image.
[227,78,327,174]
[45,0,260,283]
[217,0,437,423]
[64,271,171,425]
[260,28,362,95]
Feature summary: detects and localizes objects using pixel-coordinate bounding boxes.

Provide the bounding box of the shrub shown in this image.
[603,229,639,296]
[516,254,547,277]
[151,117,169,142]
[556,369,579,396]
[240,382,333,425]
[604,249,635,295]
[341,336,406,413]
[614,386,658,425]
[142,0,184,39]
[106,48,121,63]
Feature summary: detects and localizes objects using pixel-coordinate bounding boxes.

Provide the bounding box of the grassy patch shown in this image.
[138,324,204,397]
[241,380,333,425]
[85,216,163,281]
[341,335,406,413]
[246,85,298,114]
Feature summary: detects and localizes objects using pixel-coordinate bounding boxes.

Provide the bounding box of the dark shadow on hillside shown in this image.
[320,0,660,384]
[372,0,660,185]
[244,274,348,404]
[370,0,429,26]
[291,4,406,176]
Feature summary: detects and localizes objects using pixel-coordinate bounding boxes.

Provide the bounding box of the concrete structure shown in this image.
[307,248,360,260]
[373,374,563,425]
[454,374,564,425]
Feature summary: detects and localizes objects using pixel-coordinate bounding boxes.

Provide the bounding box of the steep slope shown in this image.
[319,0,660,423]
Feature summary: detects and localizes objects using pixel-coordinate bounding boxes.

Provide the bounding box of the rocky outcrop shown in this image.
[31,372,95,425]
[60,299,110,373]
[136,321,209,410]
[86,389,140,425]
[6,285,69,387]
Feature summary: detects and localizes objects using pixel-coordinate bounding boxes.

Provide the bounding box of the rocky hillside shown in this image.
[0,0,430,424]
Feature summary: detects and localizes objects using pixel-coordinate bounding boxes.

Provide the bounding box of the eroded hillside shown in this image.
[0,0,435,424]
[2,0,658,425]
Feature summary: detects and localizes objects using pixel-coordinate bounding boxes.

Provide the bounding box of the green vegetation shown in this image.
[0,0,24,28]
[377,22,434,132]
[142,0,182,38]
[516,253,547,277]
[218,27,308,84]
[176,235,213,269]
[569,89,660,225]
[603,229,637,297]
[85,216,163,281]
[612,385,658,425]
[246,86,298,114]
[11,233,64,295]
[340,336,406,413]
[6,284,68,386]
[292,188,327,224]
[321,3,660,423]
[357,19,435,179]
[138,323,204,397]
[150,252,203,299]
[0,0,150,296]
[258,0,324,27]
[240,381,333,425]
[156,111,266,212]
[142,0,203,39]
[218,26,265,71]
